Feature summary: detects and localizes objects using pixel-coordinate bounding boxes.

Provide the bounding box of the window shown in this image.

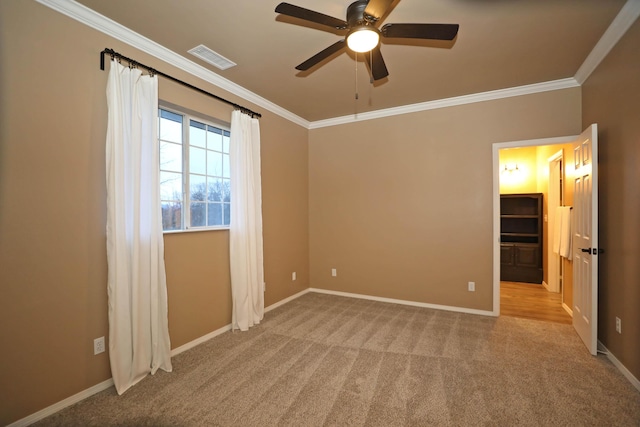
[159,108,231,231]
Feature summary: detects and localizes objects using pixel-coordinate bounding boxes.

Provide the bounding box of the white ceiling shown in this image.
[52,0,631,124]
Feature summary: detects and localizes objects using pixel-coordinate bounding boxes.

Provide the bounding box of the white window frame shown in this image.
[159,106,231,232]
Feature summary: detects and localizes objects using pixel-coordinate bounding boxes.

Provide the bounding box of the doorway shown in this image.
[491,135,578,318]
[493,126,599,355]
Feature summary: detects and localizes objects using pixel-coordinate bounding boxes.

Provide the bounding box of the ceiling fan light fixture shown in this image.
[346,26,380,52]
[274,1,459,81]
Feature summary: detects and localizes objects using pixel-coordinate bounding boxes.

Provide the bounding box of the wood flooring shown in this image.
[500,281,572,324]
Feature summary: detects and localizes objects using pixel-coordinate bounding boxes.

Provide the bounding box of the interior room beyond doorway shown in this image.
[498,142,576,319]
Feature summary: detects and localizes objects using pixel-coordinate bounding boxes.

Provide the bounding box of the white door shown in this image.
[572,124,598,355]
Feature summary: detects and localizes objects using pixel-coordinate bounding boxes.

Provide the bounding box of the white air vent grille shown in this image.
[188,45,236,70]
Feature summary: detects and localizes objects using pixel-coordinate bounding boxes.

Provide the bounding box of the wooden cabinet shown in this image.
[500,193,543,284]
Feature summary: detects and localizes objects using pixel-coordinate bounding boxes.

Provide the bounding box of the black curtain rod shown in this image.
[100,48,261,118]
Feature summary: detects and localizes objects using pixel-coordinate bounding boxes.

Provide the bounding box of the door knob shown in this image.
[581,248,592,254]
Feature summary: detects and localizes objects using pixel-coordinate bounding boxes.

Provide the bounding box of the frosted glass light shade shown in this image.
[347,27,380,52]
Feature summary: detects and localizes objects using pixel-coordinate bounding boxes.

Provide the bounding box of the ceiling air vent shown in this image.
[188,45,236,70]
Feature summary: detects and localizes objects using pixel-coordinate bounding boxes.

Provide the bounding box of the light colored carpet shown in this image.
[36,293,640,426]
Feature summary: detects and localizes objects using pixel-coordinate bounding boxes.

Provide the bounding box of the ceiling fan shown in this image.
[275,0,459,81]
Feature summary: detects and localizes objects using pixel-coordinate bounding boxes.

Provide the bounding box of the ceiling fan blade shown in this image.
[364,46,389,81]
[381,23,459,40]
[363,0,395,21]
[295,40,346,71]
[275,3,348,30]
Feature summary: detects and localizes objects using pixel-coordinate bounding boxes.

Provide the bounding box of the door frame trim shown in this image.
[546,149,564,294]
[492,135,578,315]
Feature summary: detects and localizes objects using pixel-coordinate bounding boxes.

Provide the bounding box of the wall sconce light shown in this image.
[501,163,520,175]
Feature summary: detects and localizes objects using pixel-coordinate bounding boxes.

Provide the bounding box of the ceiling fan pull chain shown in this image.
[355,52,359,100]
[370,50,374,84]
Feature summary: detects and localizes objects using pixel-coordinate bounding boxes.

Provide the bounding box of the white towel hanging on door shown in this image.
[558,206,573,260]
[552,209,562,255]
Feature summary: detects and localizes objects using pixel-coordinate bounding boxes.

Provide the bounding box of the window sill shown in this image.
[163,227,229,235]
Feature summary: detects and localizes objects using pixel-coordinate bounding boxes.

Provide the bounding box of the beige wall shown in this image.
[309,90,582,311]
[0,1,308,424]
[583,18,640,381]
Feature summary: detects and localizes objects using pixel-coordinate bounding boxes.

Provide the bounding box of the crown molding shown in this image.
[309,78,580,129]
[575,0,640,84]
[34,0,310,129]
[35,0,635,131]
[305,0,640,129]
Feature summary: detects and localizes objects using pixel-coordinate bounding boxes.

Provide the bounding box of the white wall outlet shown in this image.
[94,336,105,355]
[615,317,622,334]
[292,272,296,281]
[331,268,337,277]
[468,281,476,292]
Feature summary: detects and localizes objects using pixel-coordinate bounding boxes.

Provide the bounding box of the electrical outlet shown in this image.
[94,336,105,355]
[615,317,622,334]
[468,281,475,292]
[292,272,296,281]
[331,268,337,277]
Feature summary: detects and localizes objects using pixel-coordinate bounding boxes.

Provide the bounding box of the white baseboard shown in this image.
[10,289,311,426]
[308,288,496,317]
[597,341,640,393]
[12,289,640,427]
[7,378,114,427]
[17,285,600,426]
[265,289,311,313]
[562,302,573,316]
[542,281,563,294]
[172,288,311,357]
[170,323,232,357]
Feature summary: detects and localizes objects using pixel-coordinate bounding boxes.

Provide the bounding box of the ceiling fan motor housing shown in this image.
[347,0,374,26]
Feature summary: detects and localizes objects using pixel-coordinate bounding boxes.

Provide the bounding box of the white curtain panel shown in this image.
[106,61,172,395]
[229,110,264,331]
